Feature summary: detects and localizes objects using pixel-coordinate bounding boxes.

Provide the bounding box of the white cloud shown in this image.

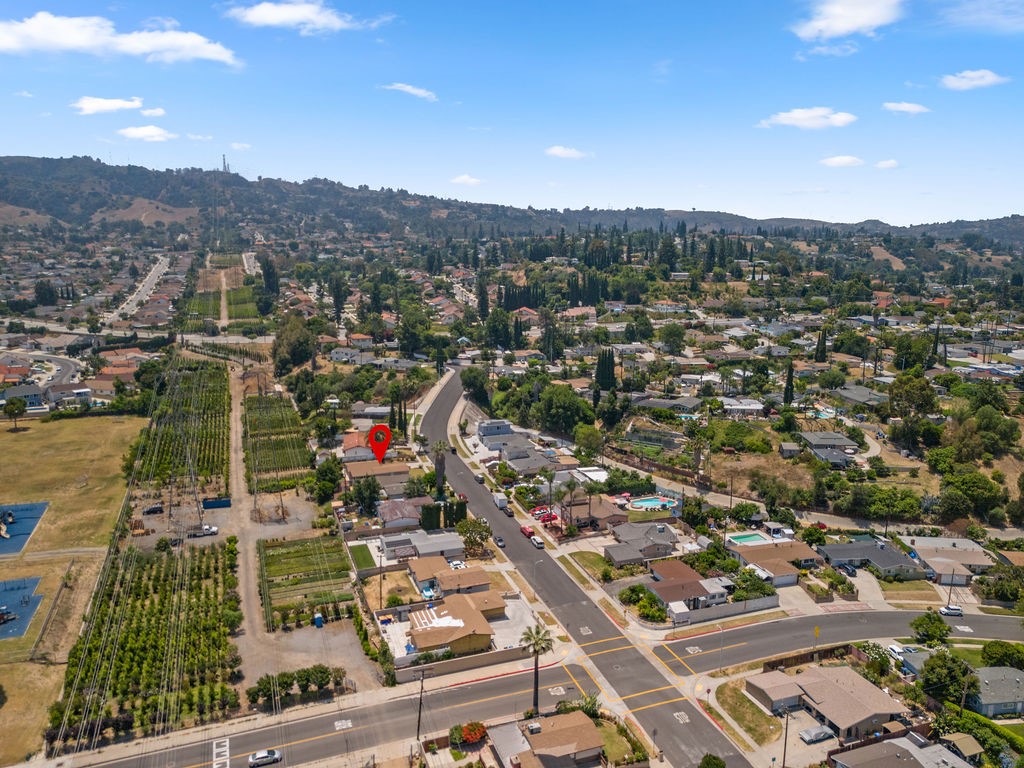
[71,95,143,114]
[758,106,857,129]
[544,145,587,159]
[820,155,864,167]
[140,107,165,117]
[941,68,1010,89]
[883,101,930,113]
[450,173,481,186]
[941,0,1024,32]
[381,82,437,101]
[0,11,238,65]
[117,125,177,142]
[876,159,899,168]
[792,0,905,40]
[230,142,251,150]
[803,42,859,57]
[226,2,393,35]
[14,89,32,97]
[187,133,213,141]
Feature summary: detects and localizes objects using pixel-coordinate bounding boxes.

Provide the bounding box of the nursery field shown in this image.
[257,536,354,631]
[226,286,259,321]
[181,292,220,332]
[125,359,231,495]
[48,540,243,753]
[243,395,311,492]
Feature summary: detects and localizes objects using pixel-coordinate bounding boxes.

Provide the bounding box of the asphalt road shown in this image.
[82,665,592,768]
[656,611,1024,678]
[11,350,81,386]
[421,373,752,768]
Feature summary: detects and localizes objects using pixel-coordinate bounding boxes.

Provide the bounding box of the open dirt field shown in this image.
[0,202,49,226]
[870,245,906,270]
[91,197,198,226]
[0,417,145,550]
[710,451,814,496]
[0,660,64,764]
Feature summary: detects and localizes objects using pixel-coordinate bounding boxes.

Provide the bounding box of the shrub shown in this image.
[462,721,487,744]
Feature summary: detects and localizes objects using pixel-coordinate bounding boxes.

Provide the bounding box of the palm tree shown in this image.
[520,623,554,715]
[431,440,450,499]
[538,467,555,511]
[560,478,578,525]
[584,481,603,526]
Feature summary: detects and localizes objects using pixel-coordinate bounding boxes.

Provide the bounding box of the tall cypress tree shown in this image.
[814,329,827,363]
[783,359,794,405]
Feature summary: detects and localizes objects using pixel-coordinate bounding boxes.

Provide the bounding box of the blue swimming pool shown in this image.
[629,496,677,510]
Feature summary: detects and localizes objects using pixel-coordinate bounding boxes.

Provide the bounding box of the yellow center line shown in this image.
[629,695,689,714]
[587,644,635,657]
[660,643,697,676]
[651,647,685,681]
[617,684,679,701]
[562,663,585,694]
[578,635,627,648]
[579,662,606,697]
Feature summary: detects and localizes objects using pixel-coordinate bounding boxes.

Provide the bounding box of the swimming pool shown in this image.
[727,531,772,545]
[628,496,677,511]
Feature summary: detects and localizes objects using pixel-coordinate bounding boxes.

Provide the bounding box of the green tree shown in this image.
[594,348,616,391]
[455,518,491,554]
[911,609,952,646]
[431,440,449,498]
[818,367,846,390]
[573,423,603,457]
[532,384,594,435]
[272,314,316,375]
[981,640,1024,670]
[799,525,826,546]
[3,397,27,431]
[920,649,979,705]
[520,623,554,715]
[814,328,827,363]
[659,324,687,356]
[460,366,489,406]
[351,476,382,517]
[698,756,726,768]
[783,359,794,405]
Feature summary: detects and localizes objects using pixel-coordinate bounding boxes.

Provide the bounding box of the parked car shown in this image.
[836,564,856,577]
[530,535,545,549]
[457,493,468,501]
[799,726,834,744]
[520,525,535,537]
[474,473,485,484]
[249,750,282,767]
[448,560,467,570]
[939,604,963,616]
[539,512,558,523]
[888,644,905,662]
[494,535,505,548]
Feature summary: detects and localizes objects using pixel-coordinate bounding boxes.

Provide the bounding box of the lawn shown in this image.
[0,416,146,550]
[950,645,986,669]
[349,543,375,570]
[562,553,600,585]
[1005,723,1024,739]
[596,720,632,764]
[627,508,671,523]
[715,680,782,746]
[700,701,753,752]
[878,580,941,602]
[257,536,354,628]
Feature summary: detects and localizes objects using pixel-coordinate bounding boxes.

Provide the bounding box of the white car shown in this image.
[449,560,467,570]
[249,750,282,767]
[939,605,963,616]
[530,536,545,549]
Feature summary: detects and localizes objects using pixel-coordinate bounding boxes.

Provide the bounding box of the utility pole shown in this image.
[415,671,426,742]
[781,708,790,767]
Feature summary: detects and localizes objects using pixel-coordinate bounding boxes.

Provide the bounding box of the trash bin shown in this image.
[313,612,323,628]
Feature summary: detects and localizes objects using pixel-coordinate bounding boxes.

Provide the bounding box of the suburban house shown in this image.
[968,667,1024,718]
[746,665,906,741]
[348,333,373,349]
[798,431,859,468]
[727,540,823,587]
[835,384,889,409]
[477,419,515,439]
[489,711,604,768]
[647,560,730,617]
[779,442,801,459]
[603,522,677,566]
[377,497,432,528]
[585,496,630,530]
[340,430,376,462]
[45,383,92,407]
[897,536,995,585]
[406,592,504,656]
[832,734,973,768]
[818,541,925,580]
[346,460,412,499]
[0,383,44,408]
[379,530,464,562]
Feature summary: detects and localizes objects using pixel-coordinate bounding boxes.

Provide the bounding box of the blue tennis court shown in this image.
[0,577,43,639]
[0,502,49,556]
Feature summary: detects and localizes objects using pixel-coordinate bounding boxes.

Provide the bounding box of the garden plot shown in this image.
[244,395,312,492]
[257,536,354,631]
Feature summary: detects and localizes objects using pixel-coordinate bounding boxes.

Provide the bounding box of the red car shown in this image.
[520,525,535,537]
[539,512,558,523]
[457,493,468,501]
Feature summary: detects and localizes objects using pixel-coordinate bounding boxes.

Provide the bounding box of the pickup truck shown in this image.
[186,524,219,538]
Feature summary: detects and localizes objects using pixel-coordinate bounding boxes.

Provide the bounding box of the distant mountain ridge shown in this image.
[0,155,1022,244]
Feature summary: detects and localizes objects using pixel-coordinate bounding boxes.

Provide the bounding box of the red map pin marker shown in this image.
[368,424,392,464]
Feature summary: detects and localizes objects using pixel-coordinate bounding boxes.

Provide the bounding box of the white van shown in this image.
[939,605,963,617]
[887,644,904,662]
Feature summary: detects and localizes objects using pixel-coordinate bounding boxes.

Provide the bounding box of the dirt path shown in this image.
[225,365,379,691]
[220,271,229,328]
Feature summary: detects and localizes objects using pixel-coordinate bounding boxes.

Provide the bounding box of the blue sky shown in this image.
[1,1,1021,226]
